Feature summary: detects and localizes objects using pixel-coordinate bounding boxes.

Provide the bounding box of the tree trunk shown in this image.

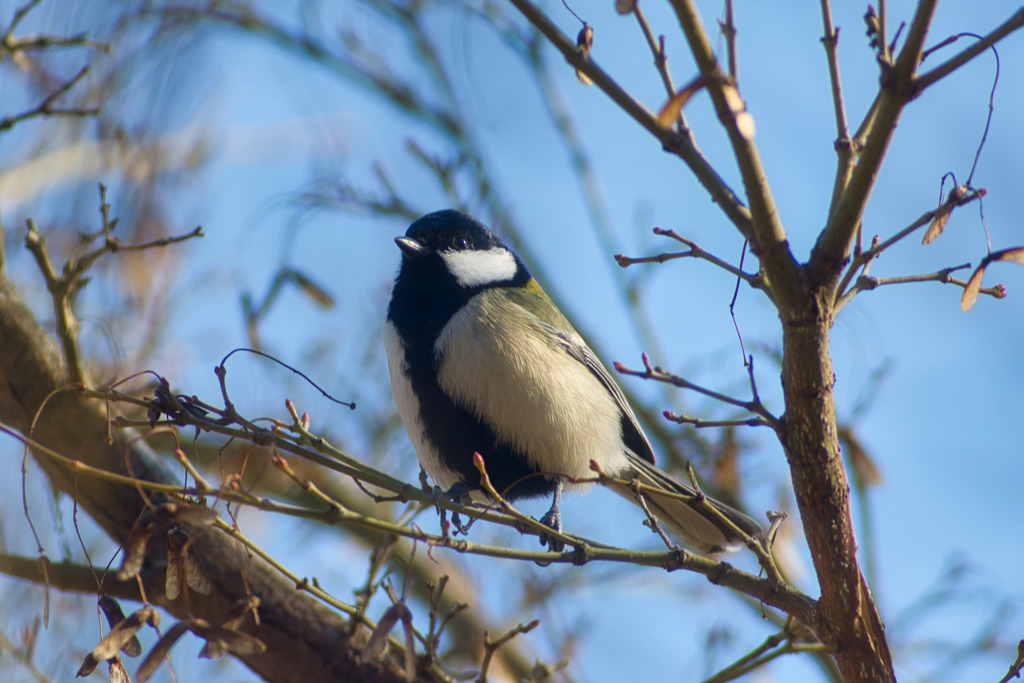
[781,282,894,682]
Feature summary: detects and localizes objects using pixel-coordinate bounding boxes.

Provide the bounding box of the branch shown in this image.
[663,412,773,430]
[1,0,109,55]
[666,0,803,315]
[916,8,1024,93]
[615,354,780,432]
[477,620,541,683]
[0,65,98,134]
[0,263,429,682]
[23,188,204,385]
[631,3,681,102]
[998,640,1024,683]
[834,187,984,307]
[615,227,768,296]
[8,411,818,625]
[718,0,738,80]
[8,368,822,629]
[819,1,856,223]
[702,620,823,683]
[835,263,1004,311]
[506,0,753,238]
[812,0,940,279]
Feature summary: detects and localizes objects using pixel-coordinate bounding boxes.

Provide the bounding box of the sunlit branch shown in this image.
[834,188,983,304]
[615,227,769,297]
[665,0,802,314]
[507,0,753,239]
[835,264,1004,312]
[2,415,817,624]
[819,1,856,226]
[615,354,780,432]
[812,0,940,275]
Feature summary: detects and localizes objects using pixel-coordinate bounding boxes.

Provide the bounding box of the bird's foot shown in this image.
[537,507,564,553]
[433,483,471,536]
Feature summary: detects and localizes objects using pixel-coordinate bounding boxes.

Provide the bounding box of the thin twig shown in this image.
[834,188,984,305]
[0,66,98,134]
[835,264,1004,311]
[632,3,678,100]
[664,412,772,429]
[615,354,780,430]
[2,0,109,54]
[616,227,768,294]
[997,640,1024,683]
[719,0,738,80]
[915,9,1024,93]
[632,485,678,549]
[702,621,823,683]
[819,0,855,223]
[507,0,754,238]
[477,620,540,683]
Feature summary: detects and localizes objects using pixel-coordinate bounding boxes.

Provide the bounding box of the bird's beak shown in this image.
[395,236,427,257]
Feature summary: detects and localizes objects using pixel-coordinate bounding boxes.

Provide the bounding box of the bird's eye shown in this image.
[454,236,469,250]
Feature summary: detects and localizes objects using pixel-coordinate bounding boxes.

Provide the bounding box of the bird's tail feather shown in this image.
[605,454,763,554]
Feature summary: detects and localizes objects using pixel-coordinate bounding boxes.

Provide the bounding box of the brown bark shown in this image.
[780,281,894,682]
[0,275,424,683]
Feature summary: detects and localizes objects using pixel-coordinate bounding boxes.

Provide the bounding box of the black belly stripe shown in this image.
[405,346,555,501]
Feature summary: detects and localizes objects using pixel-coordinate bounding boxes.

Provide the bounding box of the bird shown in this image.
[383,209,762,554]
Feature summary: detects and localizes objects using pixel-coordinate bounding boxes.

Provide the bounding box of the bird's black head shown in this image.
[395,209,531,289]
[387,210,531,342]
[399,209,505,255]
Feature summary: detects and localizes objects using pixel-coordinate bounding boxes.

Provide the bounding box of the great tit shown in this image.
[384,209,762,554]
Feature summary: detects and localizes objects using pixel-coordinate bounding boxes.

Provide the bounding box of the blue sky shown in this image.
[1,1,1022,681]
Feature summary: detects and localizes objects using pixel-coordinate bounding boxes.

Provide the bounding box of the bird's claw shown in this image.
[537,508,564,553]
[433,483,471,536]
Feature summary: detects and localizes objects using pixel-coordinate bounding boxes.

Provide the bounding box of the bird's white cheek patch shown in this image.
[442,248,517,287]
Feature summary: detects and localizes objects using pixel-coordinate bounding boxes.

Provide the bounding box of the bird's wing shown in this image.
[504,288,762,553]
[540,323,657,465]
[543,321,763,553]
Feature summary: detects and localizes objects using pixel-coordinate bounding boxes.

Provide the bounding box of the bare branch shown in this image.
[916,8,1024,92]
[702,620,823,683]
[812,0,941,279]
[666,0,802,315]
[998,640,1024,683]
[631,3,680,101]
[819,2,856,224]
[615,227,769,296]
[718,0,738,81]
[477,620,540,683]
[835,263,1004,311]
[834,187,984,306]
[615,354,780,431]
[22,188,204,384]
[0,66,98,134]
[507,0,753,239]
